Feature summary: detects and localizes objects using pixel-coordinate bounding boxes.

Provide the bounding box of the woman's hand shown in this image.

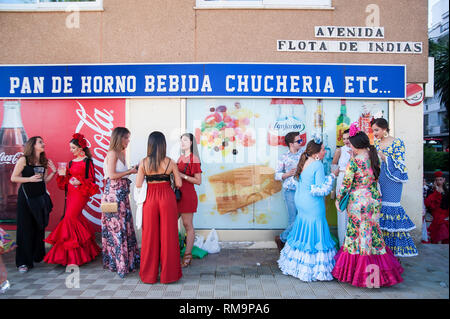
[332,167,340,177]
[48,159,56,173]
[29,174,43,183]
[335,200,341,212]
[128,166,138,175]
[69,177,81,186]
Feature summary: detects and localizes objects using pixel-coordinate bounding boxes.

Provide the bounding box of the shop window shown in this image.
[196,0,332,9]
[0,0,102,11]
[187,98,387,230]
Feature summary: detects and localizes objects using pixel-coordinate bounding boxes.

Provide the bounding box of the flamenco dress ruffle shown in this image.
[43,215,100,266]
[378,157,418,257]
[44,173,100,266]
[278,212,337,282]
[332,246,403,288]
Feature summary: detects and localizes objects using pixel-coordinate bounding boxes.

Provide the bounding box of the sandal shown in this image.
[181,253,192,268]
[18,265,28,273]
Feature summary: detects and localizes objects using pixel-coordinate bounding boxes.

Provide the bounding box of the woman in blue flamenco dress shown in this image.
[371,118,418,258]
[278,137,340,282]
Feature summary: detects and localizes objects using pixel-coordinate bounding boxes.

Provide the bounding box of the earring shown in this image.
[383,132,389,138]
[315,155,320,161]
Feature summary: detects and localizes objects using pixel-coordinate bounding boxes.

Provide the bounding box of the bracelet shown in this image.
[184,175,188,180]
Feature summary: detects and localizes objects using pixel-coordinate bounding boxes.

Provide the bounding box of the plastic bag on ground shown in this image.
[193,234,205,249]
[202,228,221,254]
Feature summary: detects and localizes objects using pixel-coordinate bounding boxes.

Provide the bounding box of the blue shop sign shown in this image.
[0,63,406,99]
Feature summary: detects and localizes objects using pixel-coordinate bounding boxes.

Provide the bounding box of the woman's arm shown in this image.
[180,172,202,185]
[77,159,100,197]
[10,157,41,183]
[332,148,341,165]
[44,159,56,183]
[106,151,137,180]
[135,158,145,188]
[337,159,356,201]
[171,160,182,189]
[310,162,336,197]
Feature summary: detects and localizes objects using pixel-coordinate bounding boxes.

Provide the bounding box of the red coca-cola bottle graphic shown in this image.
[0,100,28,223]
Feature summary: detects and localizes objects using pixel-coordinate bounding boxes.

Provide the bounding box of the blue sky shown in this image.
[429,0,440,27]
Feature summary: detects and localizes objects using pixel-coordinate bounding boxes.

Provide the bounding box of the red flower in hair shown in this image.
[72,133,87,149]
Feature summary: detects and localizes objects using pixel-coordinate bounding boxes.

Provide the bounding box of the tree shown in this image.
[429,38,449,120]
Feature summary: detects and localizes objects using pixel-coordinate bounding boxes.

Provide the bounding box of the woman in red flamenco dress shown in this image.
[44,134,101,266]
[425,171,449,244]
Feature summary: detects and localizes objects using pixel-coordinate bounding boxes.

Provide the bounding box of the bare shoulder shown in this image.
[16,156,26,166]
[107,150,118,159]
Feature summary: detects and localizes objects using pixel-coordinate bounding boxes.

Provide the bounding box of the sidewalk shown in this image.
[1,243,448,299]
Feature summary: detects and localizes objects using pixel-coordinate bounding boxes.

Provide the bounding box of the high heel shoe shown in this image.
[181,253,192,268]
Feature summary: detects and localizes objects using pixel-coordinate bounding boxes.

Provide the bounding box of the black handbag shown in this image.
[171,160,189,202]
[21,184,53,230]
[174,187,182,201]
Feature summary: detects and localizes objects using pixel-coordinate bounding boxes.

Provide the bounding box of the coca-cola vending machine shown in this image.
[0,100,27,223]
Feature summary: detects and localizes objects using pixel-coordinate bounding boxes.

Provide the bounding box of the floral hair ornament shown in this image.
[72,133,87,149]
[373,110,384,120]
[349,122,360,137]
[312,133,322,145]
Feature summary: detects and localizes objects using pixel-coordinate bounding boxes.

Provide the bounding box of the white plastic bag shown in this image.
[193,234,205,249]
[202,228,221,254]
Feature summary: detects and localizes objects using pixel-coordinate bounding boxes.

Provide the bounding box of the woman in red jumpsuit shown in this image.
[425,171,449,244]
[135,131,182,284]
[177,133,202,267]
[44,133,100,266]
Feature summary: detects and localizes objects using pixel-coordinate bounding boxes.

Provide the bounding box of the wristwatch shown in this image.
[184,175,188,180]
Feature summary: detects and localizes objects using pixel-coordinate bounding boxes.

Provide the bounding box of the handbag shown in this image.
[100,201,118,213]
[339,192,350,211]
[171,160,189,202]
[21,184,53,230]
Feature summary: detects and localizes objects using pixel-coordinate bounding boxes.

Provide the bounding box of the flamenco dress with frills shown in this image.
[332,154,403,288]
[277,160,337,282]
[375,138,418,257]
[43,159,101,266]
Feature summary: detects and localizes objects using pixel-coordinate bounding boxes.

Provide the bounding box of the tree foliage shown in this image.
[429,38,449,117]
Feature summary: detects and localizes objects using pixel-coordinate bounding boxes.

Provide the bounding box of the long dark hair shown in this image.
[70,137,93,159]
[349,131,380,180]
[370,117,390,133]
[181,133,200,163]
[147,131,167,172]
[294,139,322,180]
[23,136,48,167]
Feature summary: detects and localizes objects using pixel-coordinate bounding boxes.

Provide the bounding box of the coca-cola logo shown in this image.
[0,152,23,165]
[74,101,114,226]
[272,122,305,132]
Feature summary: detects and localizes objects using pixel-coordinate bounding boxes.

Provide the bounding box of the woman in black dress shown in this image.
[10,136,56,273]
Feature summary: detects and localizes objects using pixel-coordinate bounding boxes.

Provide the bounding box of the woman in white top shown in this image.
[332,129,352,247]
[101,127,140,278]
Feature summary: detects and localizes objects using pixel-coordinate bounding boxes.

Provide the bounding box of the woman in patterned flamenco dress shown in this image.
[44,134,100,266]
[332,125,403,288]
[371,118,418,258]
